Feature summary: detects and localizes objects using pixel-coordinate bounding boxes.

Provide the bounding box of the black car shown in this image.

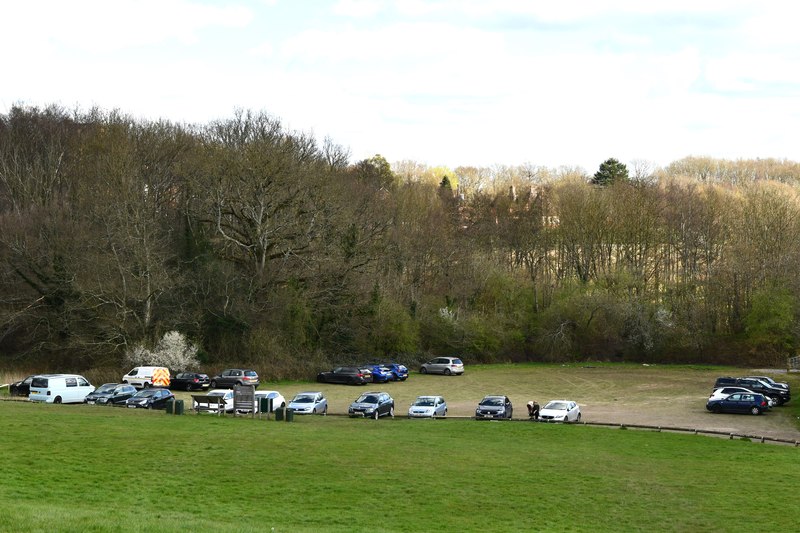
[84,383,137,405]
[735,378,790,405]
[210,369,260,389]
[348,391,394,419]
[475,395,513,420]
[317,366,370,385]
[706,392,770,415]
[124,388,175,409]
[170,372,210,391]
[9,375,35,397]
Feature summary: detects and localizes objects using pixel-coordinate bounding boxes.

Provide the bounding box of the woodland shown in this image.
[2,104,800,378]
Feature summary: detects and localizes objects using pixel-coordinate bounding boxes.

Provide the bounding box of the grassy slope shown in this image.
[1,399,798,533]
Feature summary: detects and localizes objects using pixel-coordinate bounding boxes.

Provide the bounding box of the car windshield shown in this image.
[544,401,567,410]
[95,384,117,393]
[480,397,503,406]
[135,390,157,398]
[357,395,378,404]
[209,391,228,398]
[293,395,314,403]
[414,398,435,406]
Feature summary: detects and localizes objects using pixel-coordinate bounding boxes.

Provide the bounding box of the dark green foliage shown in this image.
[592,157,629,185]
[3,105,800,374]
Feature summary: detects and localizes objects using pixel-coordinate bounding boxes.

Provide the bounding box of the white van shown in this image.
[122,366,170,389]
[28,374,95,404]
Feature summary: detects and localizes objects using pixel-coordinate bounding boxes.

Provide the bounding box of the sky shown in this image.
[3,0,800,172]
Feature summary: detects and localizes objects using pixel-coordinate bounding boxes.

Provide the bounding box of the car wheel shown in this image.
[576,412,582,422]
[143,382,151,389]
[420,367,427,374]
[750,406,761,416]
[373,410,379,420]
[443,408,447,417]
[389,406,395,418]
[210,380,217,388]
[711,404,722,414]
[54,396,62,404]
[322,405,328,416]
[186,383,192,391]
[444,368,452,375]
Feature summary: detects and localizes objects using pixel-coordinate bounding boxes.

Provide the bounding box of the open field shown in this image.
[2,364,799,532]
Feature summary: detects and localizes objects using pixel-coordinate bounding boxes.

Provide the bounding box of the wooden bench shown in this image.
[191,394,228,416]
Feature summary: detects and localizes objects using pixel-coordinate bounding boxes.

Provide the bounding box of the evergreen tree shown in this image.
[592,158,629,185]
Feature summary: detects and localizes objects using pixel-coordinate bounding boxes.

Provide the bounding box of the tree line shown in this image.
[2,104,799,377]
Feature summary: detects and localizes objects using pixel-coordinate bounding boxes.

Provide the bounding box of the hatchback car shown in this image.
[383,362,409,381]
[539,400,581,423]
[348,391,394,419]
[317,366,370,385]
[709,387,776,407]
[125,388,175,409]
[475,395,513,419]
[9,375,35,397]
[408,395,447,418]
[252,390,286,413]
[363,364,393,383]
[84,383,137,405]
[706,392,769,415]
[193,389,235,413]
[170,372,210,391]
[210,369,260,389]
[287,391,328,415]
[419,357,464,375]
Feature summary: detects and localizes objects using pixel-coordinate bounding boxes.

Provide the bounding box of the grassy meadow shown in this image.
[1,393,798,533]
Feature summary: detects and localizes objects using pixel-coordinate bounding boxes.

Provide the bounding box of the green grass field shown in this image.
[1,394,798,533]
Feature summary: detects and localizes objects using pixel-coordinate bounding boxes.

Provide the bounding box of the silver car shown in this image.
[287,391,328,415]
[419,357,464,375]
[408,395,447,418]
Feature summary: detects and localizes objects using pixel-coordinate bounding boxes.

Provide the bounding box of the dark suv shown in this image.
[210,369,260,389]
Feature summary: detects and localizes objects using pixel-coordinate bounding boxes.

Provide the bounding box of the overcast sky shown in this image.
[3,0,799,172]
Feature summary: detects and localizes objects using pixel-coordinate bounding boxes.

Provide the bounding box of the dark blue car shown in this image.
[706,392,769,415]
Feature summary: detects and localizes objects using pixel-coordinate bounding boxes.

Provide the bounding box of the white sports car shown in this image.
[538,400,581,423]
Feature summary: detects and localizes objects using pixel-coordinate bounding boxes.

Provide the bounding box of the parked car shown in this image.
[170,372,210,391]
[706,392,770,415]
[9,375,35,397]
[743,376,790,391]
[28,374,95,404]
[363,364,393,383]
[253,390,286,413]
[735,378,790,405]
[84,383,137,405]
[475,395,513,419]
[317,366,371,385]
[408,395,447,418]
[709,386,777,407]
[348,391,394,419]
[420,357,464,376]
[539,400,581,423]
[210,369,260,389]
[383,362,409,381]
[192,389,235,413]
[287,391,328,415]
[122,366,171,389]
[713,377,789,405]
[124,388,175,409]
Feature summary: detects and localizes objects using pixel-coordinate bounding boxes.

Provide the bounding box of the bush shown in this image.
[124,331,200,371]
